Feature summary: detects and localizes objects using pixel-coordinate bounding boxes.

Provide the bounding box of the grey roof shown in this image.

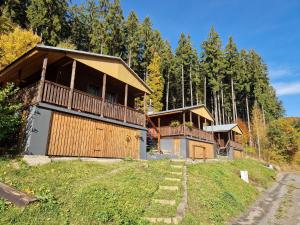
[203,124,239,132]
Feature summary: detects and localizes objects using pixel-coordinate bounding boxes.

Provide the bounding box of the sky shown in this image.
[74,0,300,117]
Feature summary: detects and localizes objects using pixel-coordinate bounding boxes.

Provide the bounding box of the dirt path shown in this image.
[232,172,300,225]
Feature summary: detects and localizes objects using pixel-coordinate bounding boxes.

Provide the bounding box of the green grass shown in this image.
[0,158,275,225]
[0,157,174,225]
[181,159,276,225]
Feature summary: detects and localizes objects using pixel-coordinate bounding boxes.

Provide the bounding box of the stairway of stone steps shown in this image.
[144,159,187,224]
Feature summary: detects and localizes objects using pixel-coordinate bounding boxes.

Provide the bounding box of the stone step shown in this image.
[165,177,181,182]
[171,165,183,169]
[144,216,183,224]
[153,199,176,206]
[159,185,179,191]
[170,172,182,176]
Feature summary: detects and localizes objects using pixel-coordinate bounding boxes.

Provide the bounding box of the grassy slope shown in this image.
[0,158,275,225]
[0,158,174,225]
[182,159,276,225]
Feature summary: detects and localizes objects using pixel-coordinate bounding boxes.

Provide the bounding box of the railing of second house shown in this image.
[41,80,144,126]
[229,140,243,150]
[159,125,213,142]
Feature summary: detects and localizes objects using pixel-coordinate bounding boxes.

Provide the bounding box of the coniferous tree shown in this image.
[224,36,240,122]
[104,0,124,56]
[123,11,141,70]
[26,0,69,46]
[2,0,30,28]
[201,27,225,124]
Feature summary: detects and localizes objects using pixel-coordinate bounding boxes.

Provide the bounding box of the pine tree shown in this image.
[2,0,30,28]
[123,11,140,70]
[26,0,69,46]
[146,52,164,112]
[201,27,225,124]
[224,36,240,122]
[140,17,154,79]
[104,0,124,56]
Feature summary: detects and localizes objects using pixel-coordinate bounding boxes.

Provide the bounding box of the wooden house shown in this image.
[0,45,152,159]
[203,124,243,159]
[147,105,216,159]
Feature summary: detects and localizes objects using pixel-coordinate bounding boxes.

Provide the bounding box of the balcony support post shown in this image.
[68,60,77,109]
[101,74,107,117]
[143,92,147,127]
[123,84,128,122]
[36,56,48,103]
[198,115,200,130]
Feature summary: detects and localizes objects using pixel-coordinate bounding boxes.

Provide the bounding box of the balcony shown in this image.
[22,80,145,127]
[158,125,214,142]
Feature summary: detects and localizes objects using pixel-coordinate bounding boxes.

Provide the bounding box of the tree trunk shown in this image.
[221,87,225,124]
[246,95,252,146]
[204,76,207,106]
[189,66,193,106]
[262,104,266,128]
[217,92,221,124]
[214,91,218,124]
[128,48,132,67]
[166,70,170,110]
[231,77,236,122]
[181,64,185,108]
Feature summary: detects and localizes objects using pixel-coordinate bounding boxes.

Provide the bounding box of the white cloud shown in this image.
[273,82,300,96]
[269,67,292,78]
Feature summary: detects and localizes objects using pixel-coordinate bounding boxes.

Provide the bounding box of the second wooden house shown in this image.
[147,105,216,159]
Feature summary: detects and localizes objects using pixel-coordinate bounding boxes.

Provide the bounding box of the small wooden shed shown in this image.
[203,124,244,159]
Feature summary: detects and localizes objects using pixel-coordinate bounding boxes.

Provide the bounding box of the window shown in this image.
[87,84,100,96]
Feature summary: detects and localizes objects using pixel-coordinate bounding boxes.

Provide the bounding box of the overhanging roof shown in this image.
[148,105,214,121]
[0,45,152,94]
[203,124,243,134]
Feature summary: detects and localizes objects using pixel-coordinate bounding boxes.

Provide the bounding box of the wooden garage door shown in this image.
[47,112,140,159]
[188,140,215,159]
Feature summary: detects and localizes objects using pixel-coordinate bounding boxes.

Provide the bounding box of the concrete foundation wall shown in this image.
[24,106,52,155]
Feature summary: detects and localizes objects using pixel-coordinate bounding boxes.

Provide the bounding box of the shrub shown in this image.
[170,120,181,127]
[184,121,194,129]
[0,83,22,151]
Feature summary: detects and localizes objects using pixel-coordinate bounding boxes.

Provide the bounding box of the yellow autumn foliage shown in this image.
[0,27,40,70]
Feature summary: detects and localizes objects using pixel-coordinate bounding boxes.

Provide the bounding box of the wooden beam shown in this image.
[67,60,77,109]
[189,111,192,122]
[198,115,200,130]
[143,92,147,127]
[101,74,107,117]
[123,83,128,122]
[36,56,48,102]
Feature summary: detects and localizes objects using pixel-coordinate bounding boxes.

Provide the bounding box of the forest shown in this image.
[0,0,299,164]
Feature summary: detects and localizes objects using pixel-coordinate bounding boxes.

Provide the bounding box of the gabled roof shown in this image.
[0,45,152,94]
[148,105,214,121]
[203,124,243,134]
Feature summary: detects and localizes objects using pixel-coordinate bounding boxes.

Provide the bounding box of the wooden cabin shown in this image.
[203,124,243,159]
[0,45,152,159]
[147,105,216,159]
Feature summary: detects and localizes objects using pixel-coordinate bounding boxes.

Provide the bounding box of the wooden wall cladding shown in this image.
[188,140,214,159]
[47,112,140,159]
[233,150,242,159]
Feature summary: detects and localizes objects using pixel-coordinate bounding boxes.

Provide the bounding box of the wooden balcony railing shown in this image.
[159,125,214,142]
[37,80,145,126]
[229,140,243,150]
